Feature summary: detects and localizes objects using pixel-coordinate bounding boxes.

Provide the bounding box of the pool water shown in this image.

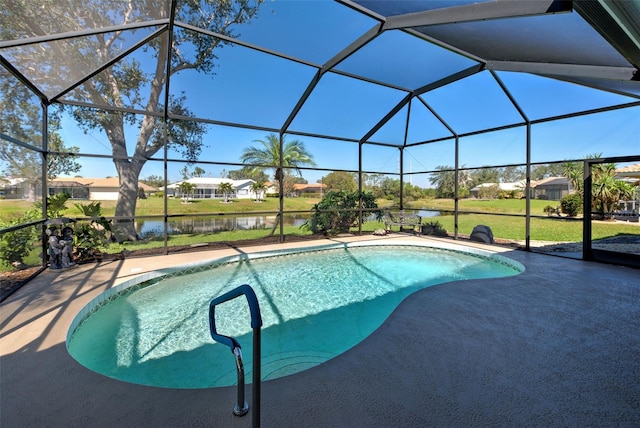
[67,244,523,389]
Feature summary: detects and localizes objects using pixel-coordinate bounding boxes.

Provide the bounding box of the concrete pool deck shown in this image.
[1,235,639,427]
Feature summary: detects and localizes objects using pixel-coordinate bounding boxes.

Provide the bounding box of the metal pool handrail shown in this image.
[209,284,263,428]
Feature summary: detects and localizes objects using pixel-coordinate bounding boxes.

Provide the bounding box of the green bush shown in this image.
[74,202,112,261]
[0,211,40,269]
[0,194,72,269]
[33,193,70,218]
[303,191,382,236]
[560,193,583,217]
[421,220,448,236]
[478,184,500,200]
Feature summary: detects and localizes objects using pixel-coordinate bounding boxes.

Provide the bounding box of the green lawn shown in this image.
[1,196,321,221]
[1,196,554,220]
[405,198,638,241]
[2,197,637,271]
[429,213,639,242]
[1,200,34,221]
[105,196,322,216]
[407,197,558,216]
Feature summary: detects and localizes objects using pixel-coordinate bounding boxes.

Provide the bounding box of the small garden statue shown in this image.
[47,228,63,269]
[60,226,76,268]
[47,226,76,269]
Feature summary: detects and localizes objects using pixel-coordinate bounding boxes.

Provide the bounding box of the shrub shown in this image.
[478,184,500,200]
[303,191,381,236]
[560,193,583,217]
[1,194,72,269]
[74,202,113,261]
[458,187,470,199]
[0,211,40,269]
[421,220,447,236]
[33,193,70,218]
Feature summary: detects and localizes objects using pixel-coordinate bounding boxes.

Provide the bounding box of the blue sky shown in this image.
[54,0,640,187]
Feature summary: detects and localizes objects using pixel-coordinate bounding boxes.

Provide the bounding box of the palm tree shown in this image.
[218,182,234,203]
[592,163,635,219]
[178,181,196,203]
[563,161,584,194]
[240,133,316,180]
[564,158,635,219]
[241,133,315,235]
[250,181,266,202]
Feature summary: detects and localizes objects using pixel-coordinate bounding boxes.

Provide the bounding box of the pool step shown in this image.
[212,350,337,386]
[261,350,338,380]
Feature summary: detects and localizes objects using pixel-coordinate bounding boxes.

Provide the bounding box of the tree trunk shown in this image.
[113,159,143,242]
[105,113,151,243]
[269,213,280,236]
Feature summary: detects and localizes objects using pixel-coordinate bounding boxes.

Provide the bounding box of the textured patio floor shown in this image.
[1,235,639,427]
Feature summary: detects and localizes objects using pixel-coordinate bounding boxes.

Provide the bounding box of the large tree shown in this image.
[140,174,164,189]
[468,167,499,189]
[1,0,265,240]
[429,165,472,199]
[321,171,357,193]
[531,163,566,180]
[499,166,526,183]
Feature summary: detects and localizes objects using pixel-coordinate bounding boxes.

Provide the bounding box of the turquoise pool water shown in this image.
[67,243,523,389]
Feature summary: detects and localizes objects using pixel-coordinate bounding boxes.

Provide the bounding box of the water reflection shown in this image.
[416,210,441,218]
[136,215,308,237]
[136,210,442,237]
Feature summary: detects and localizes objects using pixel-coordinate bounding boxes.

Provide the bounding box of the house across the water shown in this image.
[167,177,256,199]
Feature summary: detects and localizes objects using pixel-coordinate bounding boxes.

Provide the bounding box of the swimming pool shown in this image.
[67,241,523,389]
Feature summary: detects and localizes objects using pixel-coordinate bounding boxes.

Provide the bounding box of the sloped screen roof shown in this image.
[1,0,639,147]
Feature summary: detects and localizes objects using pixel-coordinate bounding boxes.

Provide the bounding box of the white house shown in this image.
[167,177,256,200]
